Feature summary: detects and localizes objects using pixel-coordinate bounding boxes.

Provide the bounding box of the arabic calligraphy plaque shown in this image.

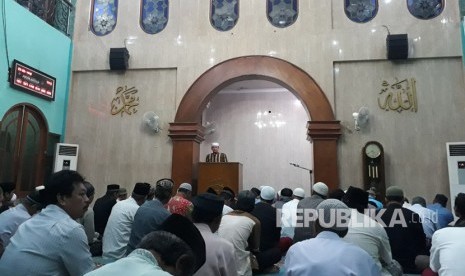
[378,78,417,113]
[110,85,140,116]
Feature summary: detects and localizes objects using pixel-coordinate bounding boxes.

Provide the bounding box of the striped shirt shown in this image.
[206,152,228,162]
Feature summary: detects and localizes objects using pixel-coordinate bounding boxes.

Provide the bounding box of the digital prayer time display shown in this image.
[10,60,56,101]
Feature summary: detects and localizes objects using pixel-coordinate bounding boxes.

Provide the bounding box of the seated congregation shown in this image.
[0,172,464,276]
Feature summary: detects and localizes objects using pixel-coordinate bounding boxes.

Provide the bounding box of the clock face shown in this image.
[365,143,381,158]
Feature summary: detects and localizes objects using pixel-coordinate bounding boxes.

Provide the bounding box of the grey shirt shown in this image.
[293,194,325,243]
[77,208,96,244]
[126,199,170,254]
[274,197,292,209]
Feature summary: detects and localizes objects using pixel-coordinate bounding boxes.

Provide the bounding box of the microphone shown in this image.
[290,163,313,173]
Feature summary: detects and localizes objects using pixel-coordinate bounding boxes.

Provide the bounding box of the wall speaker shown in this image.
[386,34,408,60]
[109,48,130,70]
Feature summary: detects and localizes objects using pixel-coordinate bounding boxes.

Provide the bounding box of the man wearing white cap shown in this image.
[284,199,379,275]
[251,186,281,273]
[293,182,328,243]
[206,142,228,163]
[281,187,306,239]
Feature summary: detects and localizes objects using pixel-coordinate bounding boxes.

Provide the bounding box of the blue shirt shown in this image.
[126,199,170,254]
[368,197,383,211]
[0,204,94,276]
[284,231,381,276]
[85,249,171,276]
[427,203,454,229]
[0,203,31,247]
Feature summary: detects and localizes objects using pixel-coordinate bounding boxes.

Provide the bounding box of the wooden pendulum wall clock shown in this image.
[362,141,386,201]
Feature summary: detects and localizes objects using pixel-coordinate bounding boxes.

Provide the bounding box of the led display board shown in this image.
[9,59,56,101]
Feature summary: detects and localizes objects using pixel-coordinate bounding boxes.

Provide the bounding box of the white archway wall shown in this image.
[201,91,313,195]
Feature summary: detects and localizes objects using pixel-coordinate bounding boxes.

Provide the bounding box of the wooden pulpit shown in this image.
[198,162,242,195]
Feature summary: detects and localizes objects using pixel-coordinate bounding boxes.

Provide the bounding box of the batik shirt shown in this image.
[166,195,193,217]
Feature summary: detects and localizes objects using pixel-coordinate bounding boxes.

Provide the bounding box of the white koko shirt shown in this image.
[194,223,237,276]
[102,197,140,262]
[430,227,465,276]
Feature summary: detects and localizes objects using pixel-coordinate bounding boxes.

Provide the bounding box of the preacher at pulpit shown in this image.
[205,142,228,163]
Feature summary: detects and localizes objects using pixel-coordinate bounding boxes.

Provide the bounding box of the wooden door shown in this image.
[0,105,48,197]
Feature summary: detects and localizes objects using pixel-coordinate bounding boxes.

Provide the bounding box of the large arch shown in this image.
[169,56,341,192]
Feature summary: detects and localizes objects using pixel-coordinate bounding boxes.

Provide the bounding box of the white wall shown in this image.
[201,90,313,195]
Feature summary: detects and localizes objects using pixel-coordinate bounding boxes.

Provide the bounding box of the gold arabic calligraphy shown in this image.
[110,86,139,116]
[378,78,417,113]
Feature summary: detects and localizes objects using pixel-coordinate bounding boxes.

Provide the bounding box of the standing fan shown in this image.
[352,107,369,131]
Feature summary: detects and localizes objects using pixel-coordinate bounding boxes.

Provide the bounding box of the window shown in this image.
[267,0,298,28]
[210,0,239,32]
[90,0,118,36]
[344,0,378,23]
[140,0,169,34]
[15,0,74,36]
[407,0,444,20]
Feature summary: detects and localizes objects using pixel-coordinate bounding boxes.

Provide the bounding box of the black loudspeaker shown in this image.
[386,34,408,60]
[109,48,130,70]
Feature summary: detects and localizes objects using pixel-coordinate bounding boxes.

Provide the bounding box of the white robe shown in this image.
[430,227,465,275]
[102,197,140,262]
[194,223,237,276]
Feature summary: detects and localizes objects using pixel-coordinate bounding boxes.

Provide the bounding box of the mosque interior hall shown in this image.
[1,0,465,201]
[1,0,465,275]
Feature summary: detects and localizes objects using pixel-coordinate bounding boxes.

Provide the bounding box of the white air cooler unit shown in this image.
[53,143,79,172]
[446,142,465,214]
